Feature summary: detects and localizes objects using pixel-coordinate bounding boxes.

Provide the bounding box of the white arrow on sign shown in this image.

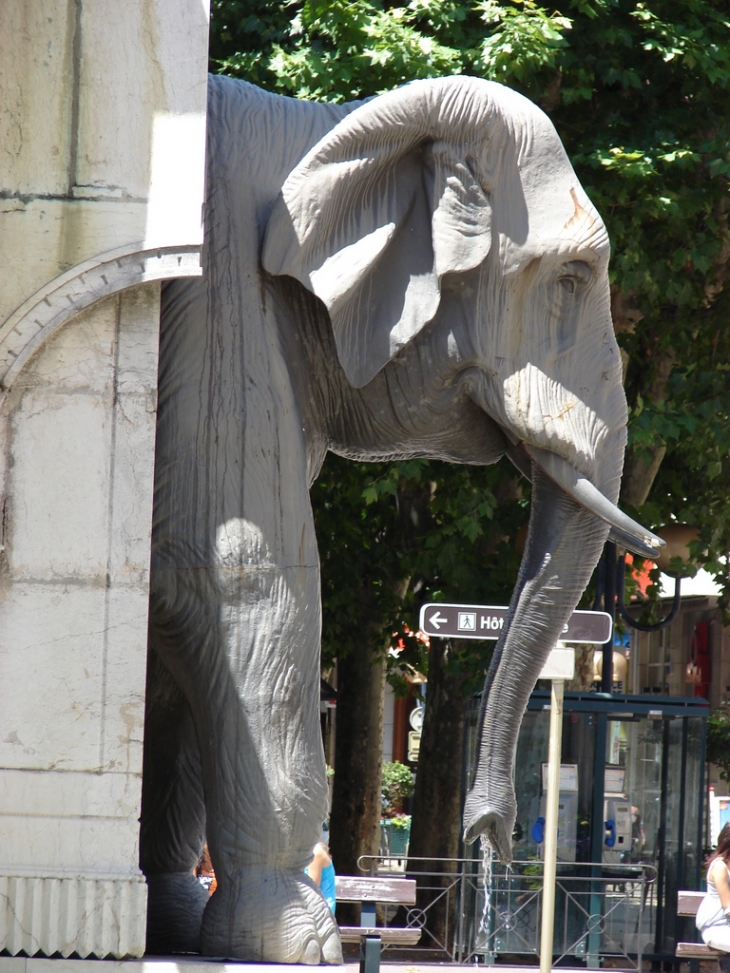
[429,611,447,630]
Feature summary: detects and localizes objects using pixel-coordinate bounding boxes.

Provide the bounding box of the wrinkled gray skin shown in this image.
[140,74,630,963]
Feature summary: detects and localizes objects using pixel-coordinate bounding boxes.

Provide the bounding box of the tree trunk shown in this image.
[620,444,667,508]
[329,627,386,922]
[611,288,676,510]
[567,644,596,691]
[408,637,468,950]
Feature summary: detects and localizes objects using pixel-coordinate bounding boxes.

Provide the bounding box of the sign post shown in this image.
[538,645,574,973]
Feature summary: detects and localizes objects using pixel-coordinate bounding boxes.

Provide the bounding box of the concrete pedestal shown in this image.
[0,287,160,958]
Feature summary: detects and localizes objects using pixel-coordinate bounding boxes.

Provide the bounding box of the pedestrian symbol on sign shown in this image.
[458,612,477,632]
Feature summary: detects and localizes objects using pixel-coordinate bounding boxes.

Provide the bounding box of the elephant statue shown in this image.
[141,74,662,964]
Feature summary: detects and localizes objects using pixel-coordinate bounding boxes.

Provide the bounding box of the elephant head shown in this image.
[263,76,662,861]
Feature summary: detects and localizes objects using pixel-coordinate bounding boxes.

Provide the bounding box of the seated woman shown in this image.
[697,822,730,951]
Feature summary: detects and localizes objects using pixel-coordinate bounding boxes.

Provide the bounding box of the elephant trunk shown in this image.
[462,464,609,862]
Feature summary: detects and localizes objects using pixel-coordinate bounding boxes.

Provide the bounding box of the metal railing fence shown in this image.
[357,855,657,968]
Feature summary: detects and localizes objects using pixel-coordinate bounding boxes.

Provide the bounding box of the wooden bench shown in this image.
[335,875,422,973]
[677,890,728,972]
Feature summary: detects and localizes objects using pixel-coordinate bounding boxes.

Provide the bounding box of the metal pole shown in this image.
[457,860,465,963]
[601,541,617,694]
[698,715,707,886]
[588,711,607,965]
[655,717,671,953]
[540,676,565,973]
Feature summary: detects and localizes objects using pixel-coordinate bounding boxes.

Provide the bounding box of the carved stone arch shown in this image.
[0,244,202,390]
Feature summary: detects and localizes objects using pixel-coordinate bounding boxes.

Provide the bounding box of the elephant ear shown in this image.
[262,79,497,388]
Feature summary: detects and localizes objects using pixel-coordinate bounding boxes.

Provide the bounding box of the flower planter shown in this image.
[381,819,411,857]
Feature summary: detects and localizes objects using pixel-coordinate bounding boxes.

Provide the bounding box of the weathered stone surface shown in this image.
[0,875,147,959]
[0,2,209,957]
[0,284,160,956]
[0,0,208,368]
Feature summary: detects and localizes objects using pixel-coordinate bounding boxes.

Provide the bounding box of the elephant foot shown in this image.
[145,871,209,953]
[200,866,342,964]
[462,792,515,864]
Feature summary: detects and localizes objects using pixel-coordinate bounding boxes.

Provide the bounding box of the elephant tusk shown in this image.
[507,444,666,560]
[603,525,663,561]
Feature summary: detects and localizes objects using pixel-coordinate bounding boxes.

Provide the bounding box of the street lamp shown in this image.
[593,526,700,693]
[616,524,700,633]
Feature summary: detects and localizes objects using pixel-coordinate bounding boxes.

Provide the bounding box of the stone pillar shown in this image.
[0,0,209,958]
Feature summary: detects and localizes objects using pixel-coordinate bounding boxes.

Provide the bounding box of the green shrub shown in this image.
[381,761,415,818]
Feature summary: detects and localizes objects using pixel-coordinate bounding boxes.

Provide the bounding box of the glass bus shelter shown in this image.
[462,692,708,966]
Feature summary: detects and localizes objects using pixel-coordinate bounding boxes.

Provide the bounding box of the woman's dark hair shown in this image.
[710,822,730,865]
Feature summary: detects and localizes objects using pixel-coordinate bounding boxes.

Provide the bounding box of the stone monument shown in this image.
[0,2,665,965]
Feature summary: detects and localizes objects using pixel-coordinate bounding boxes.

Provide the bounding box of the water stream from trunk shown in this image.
[478,835,493,949]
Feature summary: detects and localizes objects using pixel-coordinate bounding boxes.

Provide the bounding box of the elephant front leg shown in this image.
[149,529,341,964]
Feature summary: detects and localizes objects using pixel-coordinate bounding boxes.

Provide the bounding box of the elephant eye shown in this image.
[559,276,577,294]
[557,260,592,295]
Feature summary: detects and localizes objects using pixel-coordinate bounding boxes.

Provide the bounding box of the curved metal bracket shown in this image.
[616,557,682,632]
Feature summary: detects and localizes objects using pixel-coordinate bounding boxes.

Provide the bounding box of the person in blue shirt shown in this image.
[305,827,336,913]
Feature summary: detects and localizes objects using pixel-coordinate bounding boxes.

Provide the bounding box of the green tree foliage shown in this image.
[210,1,571,100]
[312,453,524,685]
[210,0,730,630]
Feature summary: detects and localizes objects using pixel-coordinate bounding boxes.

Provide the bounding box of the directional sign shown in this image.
[419,603,612,644]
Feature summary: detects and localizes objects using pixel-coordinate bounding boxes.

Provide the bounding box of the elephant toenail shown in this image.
[301,938,321,965]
